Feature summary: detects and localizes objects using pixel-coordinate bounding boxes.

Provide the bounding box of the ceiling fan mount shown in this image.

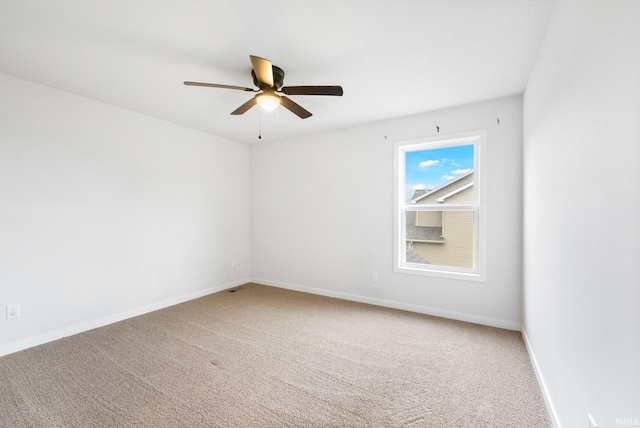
[184,55,343,119]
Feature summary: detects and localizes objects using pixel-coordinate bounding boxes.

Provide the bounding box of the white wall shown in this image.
[251,95,523,329]
[523,0,640,426]
[0,73,251,356]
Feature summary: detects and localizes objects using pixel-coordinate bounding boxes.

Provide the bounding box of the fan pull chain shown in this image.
[258,110,262,139]
[276,105,280,138]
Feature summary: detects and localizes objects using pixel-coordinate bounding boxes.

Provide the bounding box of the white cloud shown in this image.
[419,160,440,168]
[441,175,455,181]
[451,168,472,175]
[410,183,426,190]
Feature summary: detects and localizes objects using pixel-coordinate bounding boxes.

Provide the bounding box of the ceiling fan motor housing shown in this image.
[252,65,285,89]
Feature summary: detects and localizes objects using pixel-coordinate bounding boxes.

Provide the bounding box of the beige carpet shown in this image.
[0,283,551,427]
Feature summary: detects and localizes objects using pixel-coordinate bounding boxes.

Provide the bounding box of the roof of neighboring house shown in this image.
[406,248,429,264]
[411,189,428,200]
[411,170,474,204]
[405,211,444,242]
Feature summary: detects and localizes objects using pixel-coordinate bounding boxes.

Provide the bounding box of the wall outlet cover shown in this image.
[7,304,21,320]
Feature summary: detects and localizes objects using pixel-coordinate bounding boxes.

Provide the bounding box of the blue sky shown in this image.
[405,144,474,200]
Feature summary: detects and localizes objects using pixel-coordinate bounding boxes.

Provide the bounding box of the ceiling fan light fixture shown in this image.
[256,92,281,111]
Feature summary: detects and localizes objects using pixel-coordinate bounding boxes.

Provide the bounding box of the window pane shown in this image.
[405,210,475,269]
[405,144,475,204]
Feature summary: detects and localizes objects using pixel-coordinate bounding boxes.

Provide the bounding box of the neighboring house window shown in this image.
[394,130,487,281]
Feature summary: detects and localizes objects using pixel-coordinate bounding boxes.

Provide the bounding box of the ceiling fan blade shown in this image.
[280,85,343,96]
[230,98,257,115]
[280,96,312,119]
[184,81,256,92]
[250,55,274,87]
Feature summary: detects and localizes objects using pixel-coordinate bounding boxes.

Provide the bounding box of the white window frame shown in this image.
[394,130,487,282]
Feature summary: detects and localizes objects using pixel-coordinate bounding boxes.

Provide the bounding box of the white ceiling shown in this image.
[0,0,555,144]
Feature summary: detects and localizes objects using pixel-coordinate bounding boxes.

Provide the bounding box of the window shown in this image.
[394,130,486,281]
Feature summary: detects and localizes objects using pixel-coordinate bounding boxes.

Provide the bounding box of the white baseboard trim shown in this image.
[251,277,521,331]
[0,278,250,357]
[521,327,562,428]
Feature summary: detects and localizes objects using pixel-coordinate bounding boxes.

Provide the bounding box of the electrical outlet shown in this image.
[371,272,378,283]
[6,304,21,320]
[588,413,597,428]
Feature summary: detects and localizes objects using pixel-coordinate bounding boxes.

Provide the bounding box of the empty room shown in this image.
[1,0,638,427]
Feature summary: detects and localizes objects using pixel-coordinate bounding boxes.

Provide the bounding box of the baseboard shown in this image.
[0,278,250,357]
[521,327,562,428]
[251,277,521,331]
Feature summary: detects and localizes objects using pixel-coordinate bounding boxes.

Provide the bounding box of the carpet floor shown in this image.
[0,283,551,427]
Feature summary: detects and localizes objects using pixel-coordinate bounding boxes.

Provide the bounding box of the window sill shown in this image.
[394,264,487,283]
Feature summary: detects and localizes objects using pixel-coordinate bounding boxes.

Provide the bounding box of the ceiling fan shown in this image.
[184,55,343,119]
